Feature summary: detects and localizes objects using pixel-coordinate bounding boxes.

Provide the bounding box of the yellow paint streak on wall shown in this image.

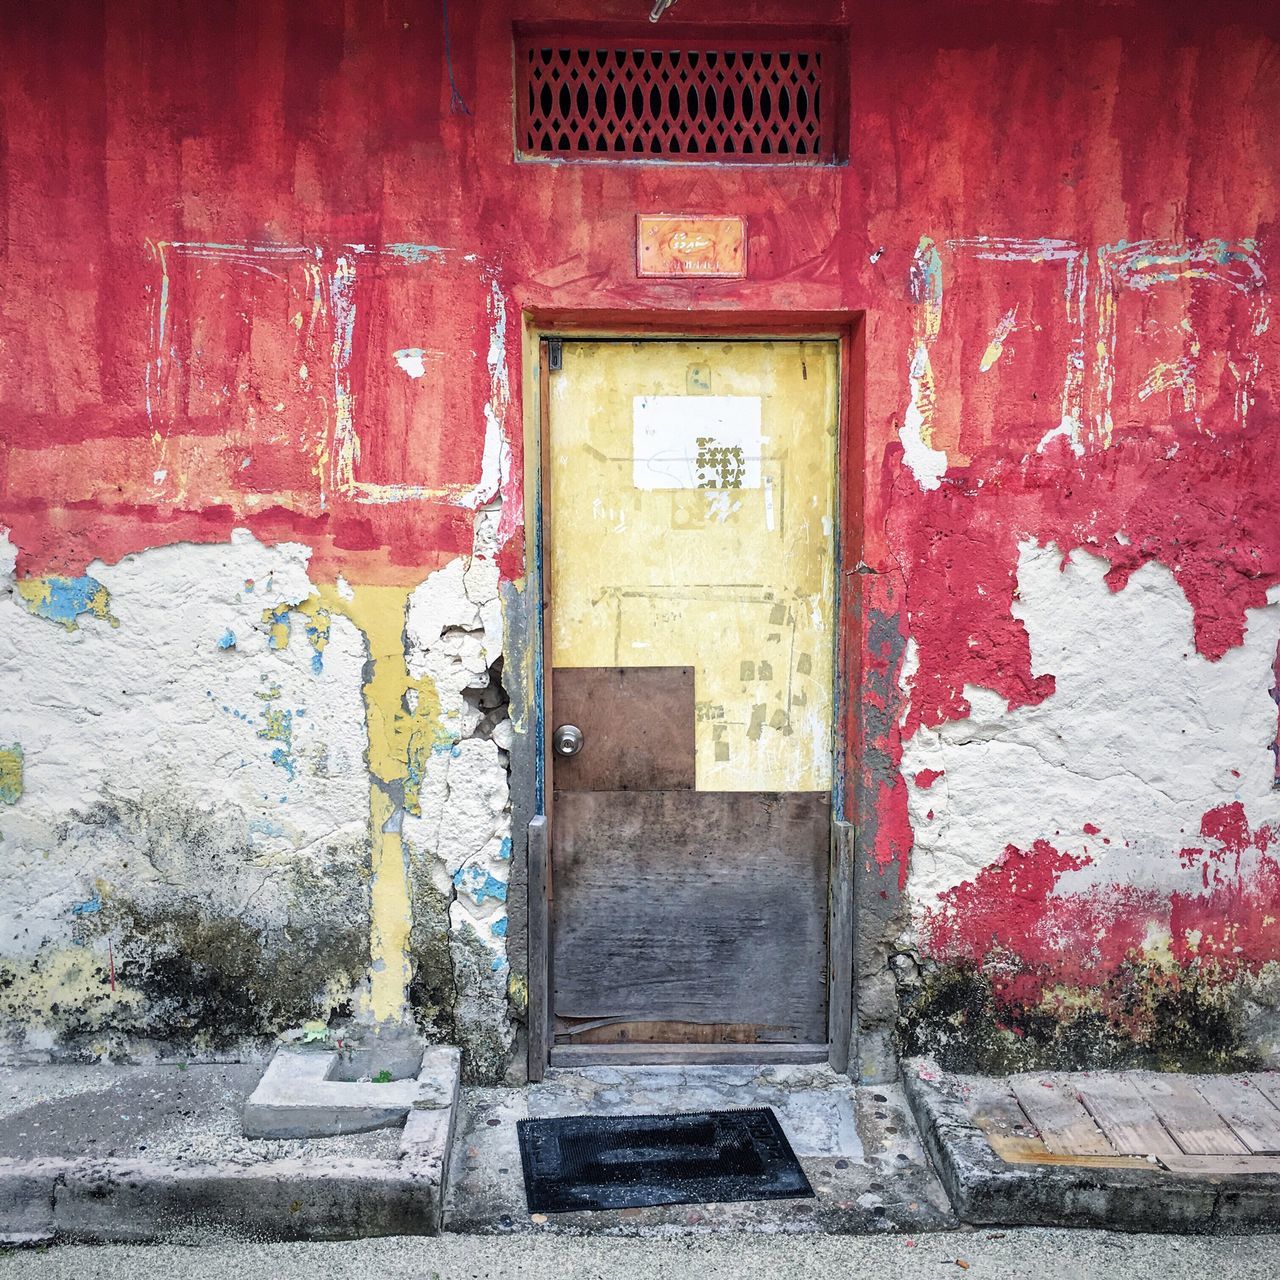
[306,584,447,1026]
[0,744,23,805]
[1,947,145,1028]
[549,339,838,792]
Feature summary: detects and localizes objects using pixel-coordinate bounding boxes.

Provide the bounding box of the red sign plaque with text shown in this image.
[636,215,747,278]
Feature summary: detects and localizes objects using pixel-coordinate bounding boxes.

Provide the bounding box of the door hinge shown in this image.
[547,337,563,372]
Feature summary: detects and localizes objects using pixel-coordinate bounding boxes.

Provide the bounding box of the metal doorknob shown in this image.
[553,724,584,757]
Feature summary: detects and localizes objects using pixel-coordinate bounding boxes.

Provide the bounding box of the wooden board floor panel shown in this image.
[1133,1073,1248,1156]
[969,1071,1280,1175]
[1198,1075,1280,1153]
[1010,1075,1116,1156]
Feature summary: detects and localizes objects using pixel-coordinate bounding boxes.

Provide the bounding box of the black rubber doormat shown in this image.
[516,1107,814,1213]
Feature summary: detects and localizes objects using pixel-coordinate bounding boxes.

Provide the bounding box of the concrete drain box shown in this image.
[243,1042,459,1140]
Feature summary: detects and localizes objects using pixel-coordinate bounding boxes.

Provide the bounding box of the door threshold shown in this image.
[548,1043,831,1067]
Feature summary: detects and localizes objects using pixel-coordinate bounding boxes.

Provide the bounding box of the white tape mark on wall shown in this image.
[632,395,764,490]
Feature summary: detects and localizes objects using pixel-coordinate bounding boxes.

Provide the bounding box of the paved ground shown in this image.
[447,1063,952,1234]
[0,1060,954,1241]
[3,1228,1279,1279]
[7,1058,1280,1243]
[0,1063,399,1164]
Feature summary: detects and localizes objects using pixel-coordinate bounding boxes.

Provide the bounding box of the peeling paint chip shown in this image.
[0,744,23,804]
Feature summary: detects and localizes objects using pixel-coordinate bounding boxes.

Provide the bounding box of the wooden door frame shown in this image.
[520,309,865,1081]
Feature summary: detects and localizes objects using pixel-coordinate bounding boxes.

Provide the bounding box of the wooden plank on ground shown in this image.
[1077,1074,1182,1156]
[1010,1075,1116,1156]
[968,1079,1152,1170]
[1195,1075,1280,1155]
[1134,1073,1249,1156]
[1159,1153,1280,1176]
[1249,1073,1280,1115]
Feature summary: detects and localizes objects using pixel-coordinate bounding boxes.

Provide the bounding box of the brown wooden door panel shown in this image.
[551,790,830,1041]
[551,666,695,791]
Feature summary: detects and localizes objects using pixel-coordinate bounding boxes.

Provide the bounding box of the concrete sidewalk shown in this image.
[6,1057,1280,1244]
[0,1060,954,1244]
[445,1063,954,1235]
[0,1062,450,1243]
[4,1228,1280,1280]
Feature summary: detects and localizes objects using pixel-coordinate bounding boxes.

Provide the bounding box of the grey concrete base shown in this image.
[242,1043,459,1138]
[902,1057,1280,1235]
[54,1157,448,1243]
[0,1056,461,1243]
[447,1063,955,1235]
[0,1160,60,1246]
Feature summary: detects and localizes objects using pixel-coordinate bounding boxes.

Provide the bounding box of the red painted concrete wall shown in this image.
[3,0,1278,1067]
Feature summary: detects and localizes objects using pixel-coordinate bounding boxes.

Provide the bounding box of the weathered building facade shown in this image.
[1,0,1277,1083]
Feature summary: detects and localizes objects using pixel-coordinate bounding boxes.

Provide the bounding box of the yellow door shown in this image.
[547,339,838,1052]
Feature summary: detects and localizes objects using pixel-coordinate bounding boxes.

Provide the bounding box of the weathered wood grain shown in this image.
[1133,1073,1248,1156]
[549,1042,830,1067]
[550,666,695,792]
[1076,1075,1182,1156]
[555,1018,772,1044]
[526,815,550,1082]
[1249,1072,1280,1116]
[1196,1075,1280,1154]
[552,789,830,1041]
[968,1079,1150,1169]
[1010,1075,1116,1156]
[827,817,853,1073]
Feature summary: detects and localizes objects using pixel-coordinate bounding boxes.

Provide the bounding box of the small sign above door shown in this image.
[636,216,746,278]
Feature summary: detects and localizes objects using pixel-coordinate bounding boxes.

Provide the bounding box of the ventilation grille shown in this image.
[516,39,837,162]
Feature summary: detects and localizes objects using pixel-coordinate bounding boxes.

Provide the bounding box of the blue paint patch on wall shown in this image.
[385,243,446,263]
[264,605,292,649]
[217,629,236,650]
[71,894,102,916]
[17,575,118,630]
[490,916,508,938]
[248,818,287,838]
[453,865,507,906]
[497,836,512,861]
[269,744,296,779]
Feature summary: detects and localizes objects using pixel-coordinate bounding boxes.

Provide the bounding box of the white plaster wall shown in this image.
[0,528,370,952]
[403,505,513,971]
[903,540,1280,907]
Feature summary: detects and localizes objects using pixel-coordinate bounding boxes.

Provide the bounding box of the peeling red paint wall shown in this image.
[919,805,1280,1045]
[3,0,1280,1062]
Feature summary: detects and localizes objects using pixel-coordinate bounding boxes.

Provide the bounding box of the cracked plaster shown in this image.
[903,540,1280,908]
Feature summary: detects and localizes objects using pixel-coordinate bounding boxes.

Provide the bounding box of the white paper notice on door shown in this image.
[632,395,763,491]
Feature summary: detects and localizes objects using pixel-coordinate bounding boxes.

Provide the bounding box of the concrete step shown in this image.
[0,1050,461,1244]
[903,1057,1280,1234]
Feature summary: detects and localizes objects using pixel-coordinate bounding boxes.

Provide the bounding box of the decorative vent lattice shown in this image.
[516,40,836,162]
